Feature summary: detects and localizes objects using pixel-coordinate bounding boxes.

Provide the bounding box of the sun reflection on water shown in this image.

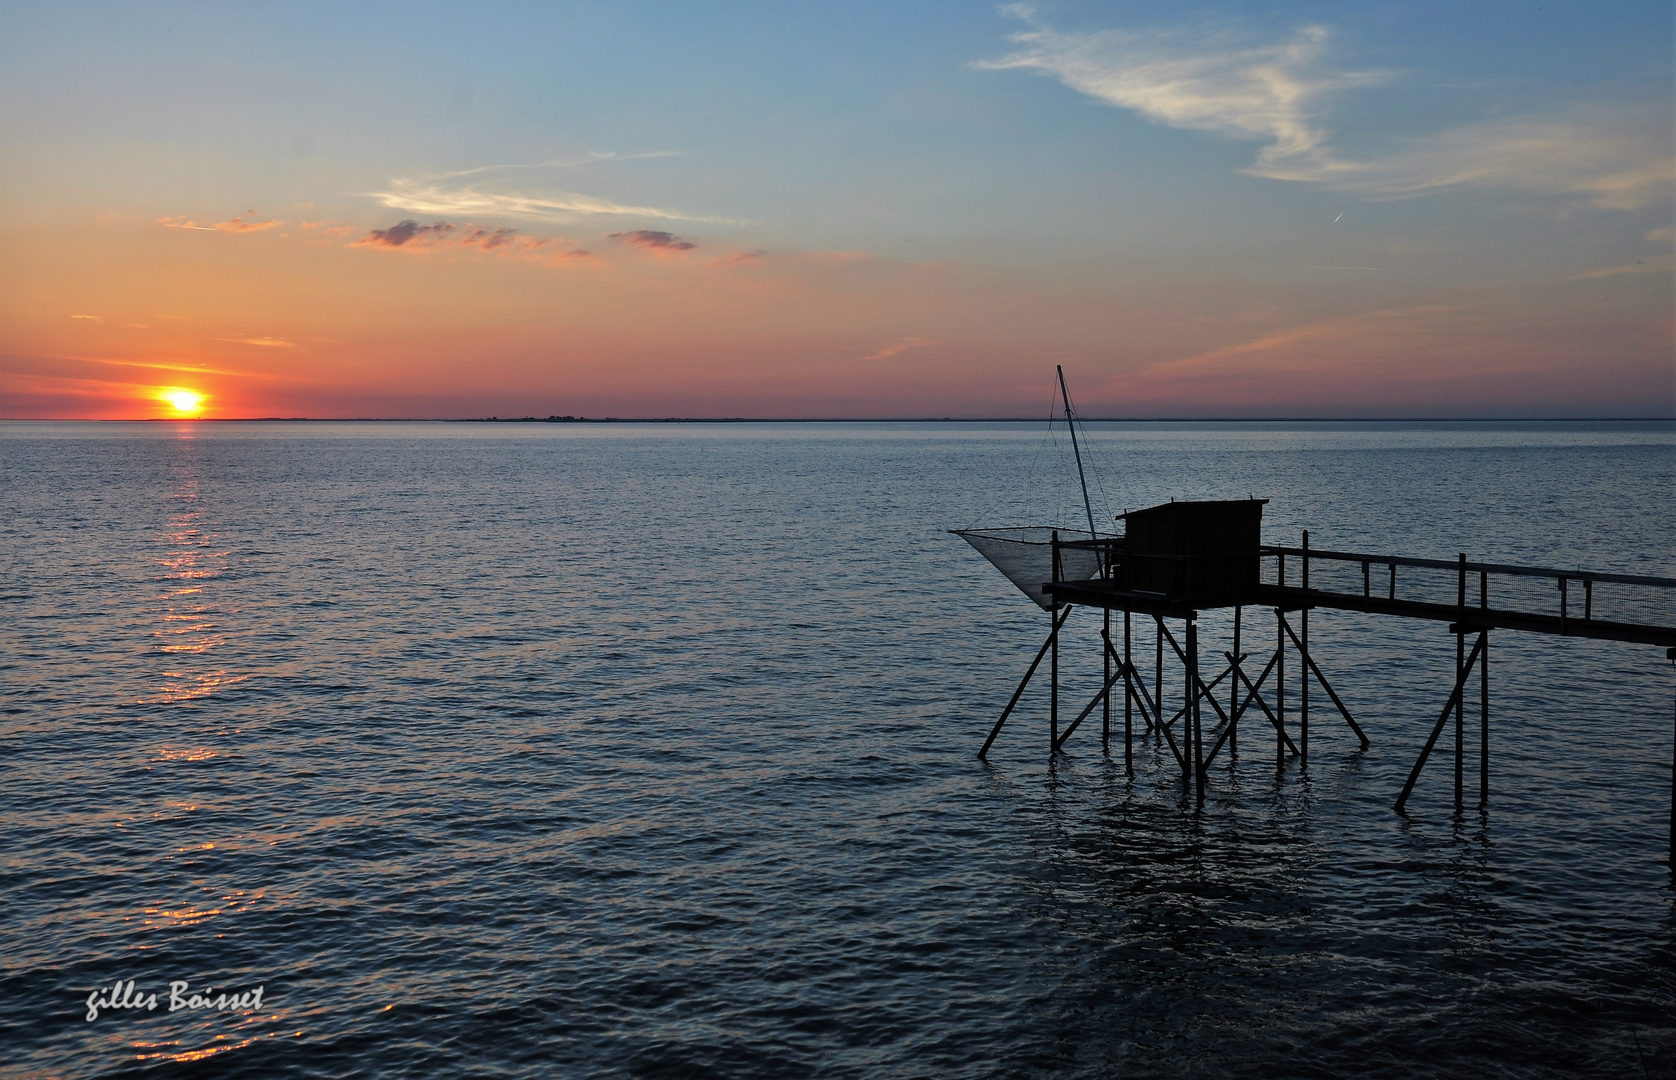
[150,746,220,762]
[132,1036,257,1064]
[142,434,246,705]
[139,669,249,704]
[139,903,224,927]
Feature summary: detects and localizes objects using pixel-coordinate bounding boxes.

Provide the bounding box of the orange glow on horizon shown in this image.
[157,388,205,416]
[0,206,1664,419]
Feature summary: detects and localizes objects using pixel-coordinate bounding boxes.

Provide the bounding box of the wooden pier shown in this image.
[964,499,1676,859]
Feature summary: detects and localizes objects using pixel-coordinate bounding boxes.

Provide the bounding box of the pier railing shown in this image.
[1259,542,1676,648]
[1048,535,1676,645]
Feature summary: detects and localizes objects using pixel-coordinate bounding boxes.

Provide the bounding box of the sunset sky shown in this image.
[3,1,1670,419]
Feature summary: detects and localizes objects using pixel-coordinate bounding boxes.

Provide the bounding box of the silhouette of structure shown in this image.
[957,498,1676,859]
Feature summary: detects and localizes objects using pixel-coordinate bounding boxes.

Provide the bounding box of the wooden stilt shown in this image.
[1230,606,1241,755]
[1480,574,1489,808]
[1051,532,1061,754]
[1103,607,1111,752]
[1455,554,1466,811]
[1124,609,1134,772]
[1301,531,1310,767]
[1155,620,1163,743]
[1051,600,1060,753]
[1181,619,1193,784]
[1479,631,1489,808]
[1189,619,1203,802]
[1276,606,1286,770]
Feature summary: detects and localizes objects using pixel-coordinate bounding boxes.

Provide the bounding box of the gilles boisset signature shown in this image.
[85,980,265,1021]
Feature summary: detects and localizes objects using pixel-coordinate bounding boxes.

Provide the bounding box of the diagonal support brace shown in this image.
[1279,614,1369,748]
[1054,667,1126,750]
[1394,633,1487,813]
[1227,654,1300,757]
[1103,633,1162,732]
[1094,634,1185,768]
[979,605,1073,759]
[1160,663,1239,732]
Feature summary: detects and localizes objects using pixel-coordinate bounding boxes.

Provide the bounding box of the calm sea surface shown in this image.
[3,419,1674,1079]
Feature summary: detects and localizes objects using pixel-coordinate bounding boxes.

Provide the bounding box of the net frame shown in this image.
[953,526,1112,610]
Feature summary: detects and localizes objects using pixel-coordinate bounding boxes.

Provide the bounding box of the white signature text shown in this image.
[85,979,265,1022]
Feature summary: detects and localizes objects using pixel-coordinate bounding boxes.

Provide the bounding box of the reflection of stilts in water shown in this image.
[142,428,246,705]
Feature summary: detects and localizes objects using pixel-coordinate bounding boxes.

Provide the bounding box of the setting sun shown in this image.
[158,388,205,416]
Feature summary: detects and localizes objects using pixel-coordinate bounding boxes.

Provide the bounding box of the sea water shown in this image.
[2,420,1673,1078]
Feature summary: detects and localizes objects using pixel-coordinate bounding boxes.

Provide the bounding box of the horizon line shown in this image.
[3,415,1673,424]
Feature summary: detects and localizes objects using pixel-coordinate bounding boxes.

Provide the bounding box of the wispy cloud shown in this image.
[1140,304,1461,381]
[711,248,770,267]
[609,229,696,252]
[367,155,732,225]
[69,314,103,321]
[1306,108,1674,209]
[980,7,1672,209]
[159,212,283,232]
[213,214,283,233]
[368,179,701,222]
[219,336,295,347]
[15,353,275,379]
[861,335,933,361]
[979,8,1369,179]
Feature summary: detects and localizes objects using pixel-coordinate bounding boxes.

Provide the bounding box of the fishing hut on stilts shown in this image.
[954,369,1676,863]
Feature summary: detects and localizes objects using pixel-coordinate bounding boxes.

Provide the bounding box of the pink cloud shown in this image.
[609,229,697,252]
[352,218,588,263]
[355,219,458,248]
[713,249,769,266]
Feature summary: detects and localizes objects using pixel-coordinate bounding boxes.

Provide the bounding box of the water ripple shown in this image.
[1,420,1672,1078]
